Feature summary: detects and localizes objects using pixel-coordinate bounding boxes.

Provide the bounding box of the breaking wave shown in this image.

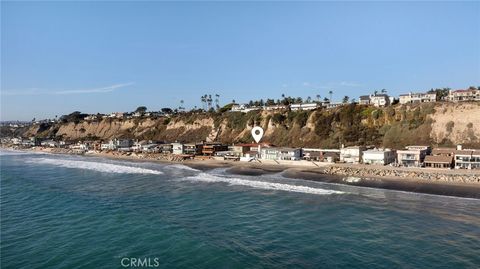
[26,158,163,175]
[181,173,344,195]
[165,164,200,172]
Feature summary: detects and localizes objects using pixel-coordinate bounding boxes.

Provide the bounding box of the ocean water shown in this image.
[1,150,479,269]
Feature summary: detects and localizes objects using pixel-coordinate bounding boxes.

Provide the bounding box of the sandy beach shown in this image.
[3,146,480,199]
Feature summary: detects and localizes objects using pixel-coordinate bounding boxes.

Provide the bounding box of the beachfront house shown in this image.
[362,149,396,165]
[399,92,437,104]
[260,147,302,161]
[424,147,455,169]
[160,144,173,154]
[184,143,202,155]
[396,146,431,167]
[229,144,251,157]
[448,88,480,102]
[202,143,228,156]
[172,143,184,155]
[424,155,454,169]
[302,148,340,163]
[340,146,366,164]
[454,145,480,169]
[41,140,59,148]
[101,138,133,151]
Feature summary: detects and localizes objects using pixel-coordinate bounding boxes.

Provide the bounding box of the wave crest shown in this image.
[182,173,344,195]
[26,158,163,175]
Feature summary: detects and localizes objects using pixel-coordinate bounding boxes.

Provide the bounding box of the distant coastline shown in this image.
[3,146,479,199]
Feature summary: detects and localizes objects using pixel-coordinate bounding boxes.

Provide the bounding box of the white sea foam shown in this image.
[165,164,200,172]
[182,173,344,195]
[26,158,163,175]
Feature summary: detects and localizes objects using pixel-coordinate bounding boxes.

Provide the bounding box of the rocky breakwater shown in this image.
[324,166,480,184]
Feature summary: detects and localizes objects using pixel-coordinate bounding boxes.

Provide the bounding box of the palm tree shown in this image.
[179,100,184,111]
[207,94,213,110]
[374,90,378,96]
[201,95,206,110]
[342,96,349,103]
[328,90,333,102]
[232,99,236,104]
[215,94,220,109]
[306,96,312,103]
[316,94,321,102]
[381,89,387,94]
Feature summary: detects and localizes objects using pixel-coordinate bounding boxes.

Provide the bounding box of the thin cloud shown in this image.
[54,82,134,95]
[2,83,134,96]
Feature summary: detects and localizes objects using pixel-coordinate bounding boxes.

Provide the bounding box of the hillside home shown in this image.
[370,94,390,107]
[359,95,370,105]
[302,148,340,163]
[264,104,288,111]
[448,89,480,102]
[396,146,431,167]
[399,92,437,104]
[340,146,367,164]
[362,149,396,165]
[260,147,302,161]
[231,104,261,113]
[290,103,319,111]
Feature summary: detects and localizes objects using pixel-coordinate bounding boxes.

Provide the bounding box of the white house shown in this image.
[399,92,437,104]
[448,88,480,102]
[264,104,288,111]
[290,103,319,111]
[172,142,184,155]
[340,146,366,163]
[231,104,261,113]
[370,94,390,107]
[362,148,396,165]
[396,145,431,167]
[260,147,302,161]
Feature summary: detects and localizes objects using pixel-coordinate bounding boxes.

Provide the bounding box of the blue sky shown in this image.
[1,1,479,121]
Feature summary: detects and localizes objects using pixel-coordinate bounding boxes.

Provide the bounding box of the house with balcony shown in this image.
[454,146,480,169]
[302,148,340,163]
[399,92,437,104]
[260,147,302,161]
[171,142,184,155]
[396,145,431,167]
[290,103,319,111]
[362,148,396,165]
[448,88,480,102]
[340,146,368,164]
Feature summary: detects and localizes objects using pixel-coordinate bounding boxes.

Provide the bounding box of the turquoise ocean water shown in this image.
[1,150,479,268]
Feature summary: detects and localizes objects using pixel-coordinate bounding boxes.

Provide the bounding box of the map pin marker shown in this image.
[251,126,264,143]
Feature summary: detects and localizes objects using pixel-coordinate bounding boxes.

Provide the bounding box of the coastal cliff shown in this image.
[6,102,480,149]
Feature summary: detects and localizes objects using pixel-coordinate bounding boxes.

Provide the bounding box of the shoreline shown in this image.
[2,146,480,199]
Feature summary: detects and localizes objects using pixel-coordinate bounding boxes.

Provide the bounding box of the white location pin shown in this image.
[251,126,264,143]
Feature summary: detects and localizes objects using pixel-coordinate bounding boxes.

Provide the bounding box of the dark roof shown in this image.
[432,148,456,155]
[359,95,370,100]
[424,155,453,163]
